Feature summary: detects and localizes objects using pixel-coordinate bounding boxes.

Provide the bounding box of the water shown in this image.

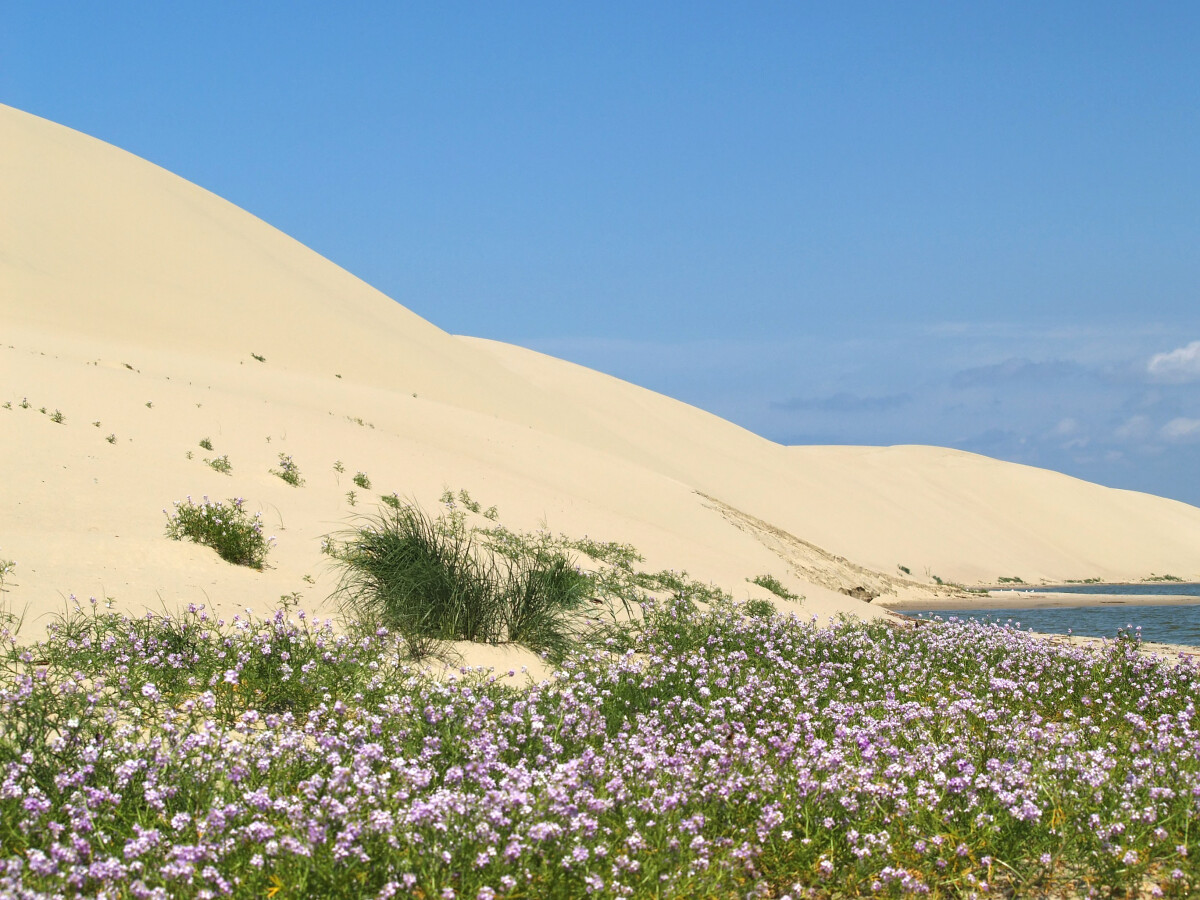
[903,584,1200,647]
[994,582,1200,598]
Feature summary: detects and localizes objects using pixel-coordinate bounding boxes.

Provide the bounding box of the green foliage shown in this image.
[998,576,1026,584]
[49,409,64,424]
[0,555,13,589]
[380,493,402,509]
[345,490,358,507]
[105,433,116,444]
[271,452,304,486]
[898,564,911,575]
[206,454,232,475]
[1145,574,1184,583]
[353,471,371,489]
[164,496,272,569]
[333,459,345,475]
[742,597,778,618]
[749,573,802,601]
[198,437,214,451]
[251,352,266,362]
[331,503,589,658]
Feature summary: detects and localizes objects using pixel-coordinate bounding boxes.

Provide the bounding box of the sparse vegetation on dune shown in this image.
[205,453,232,474]
[749,572,802,601]
[164,496,273,569]
[270,452,304,486]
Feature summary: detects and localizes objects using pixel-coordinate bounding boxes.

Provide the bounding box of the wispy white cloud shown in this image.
[1113,415,1152,442]
[1147,341,1200,383]
[1161,417,1200,441]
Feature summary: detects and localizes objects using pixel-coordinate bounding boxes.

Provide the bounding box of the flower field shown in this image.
[2,598,1198,898]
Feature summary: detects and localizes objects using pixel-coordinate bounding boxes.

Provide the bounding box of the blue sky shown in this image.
[5,3,1199,504]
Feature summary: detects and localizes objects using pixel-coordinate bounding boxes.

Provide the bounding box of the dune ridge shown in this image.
[3,102,1200,640]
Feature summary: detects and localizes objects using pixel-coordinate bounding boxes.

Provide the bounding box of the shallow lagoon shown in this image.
[903,584,1200,646]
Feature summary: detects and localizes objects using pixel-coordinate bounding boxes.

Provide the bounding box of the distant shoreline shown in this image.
[880,592,1200,611]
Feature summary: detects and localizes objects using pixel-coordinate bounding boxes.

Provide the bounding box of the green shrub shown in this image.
[749,573,802,601]
[164,496,272,569]
[199,437,214,451]
[331,503,588,657]
[742,597,778,618]
[353,471,371,490]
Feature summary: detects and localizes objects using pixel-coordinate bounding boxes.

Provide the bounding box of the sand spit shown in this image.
[3,101,1200,651]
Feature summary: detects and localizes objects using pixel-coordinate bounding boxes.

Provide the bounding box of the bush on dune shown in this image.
[330,502,589,657]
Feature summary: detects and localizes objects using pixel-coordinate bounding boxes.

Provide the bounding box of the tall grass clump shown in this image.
[164,496,272,569]
[331,502,588,655]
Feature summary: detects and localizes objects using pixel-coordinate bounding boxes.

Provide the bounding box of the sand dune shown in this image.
[3,102,1199,648]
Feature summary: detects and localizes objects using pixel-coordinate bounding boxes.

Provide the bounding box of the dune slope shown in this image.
[3,103,1199,639]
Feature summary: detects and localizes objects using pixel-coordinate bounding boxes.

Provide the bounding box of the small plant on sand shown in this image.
[206,454,232,475]
[333,459,345,477]
[749,573,802,601]
[251,352,266,362]
[271,452,304,486]
[998,575,1026,584]
[1145,573,1184,583]
[898,564,911,575]
[145,401,153,408]
[18,398,30,409]
[345,490,358,507]
[352,471,371,490]
[164,496,272,569]
[380,492,402,510]
[198,437,214,451]
[0,555,14,589]
[49,409,64,424]
[105,433,116,444]
[91,420,100,428]
[742,597,778,618]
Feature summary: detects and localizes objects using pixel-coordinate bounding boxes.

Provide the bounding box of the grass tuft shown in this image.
[749,573,802,601]
[331,503,588,657]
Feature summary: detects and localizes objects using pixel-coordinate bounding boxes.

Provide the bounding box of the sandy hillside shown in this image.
[3,102,1200,648]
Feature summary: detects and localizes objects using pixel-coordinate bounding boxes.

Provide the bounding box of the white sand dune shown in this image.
[3,103,1200,652]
